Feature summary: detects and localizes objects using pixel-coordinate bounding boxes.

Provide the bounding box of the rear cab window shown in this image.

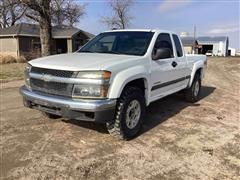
[172,34,183,57]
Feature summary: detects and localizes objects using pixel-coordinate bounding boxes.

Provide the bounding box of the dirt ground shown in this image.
[1,57,239,180]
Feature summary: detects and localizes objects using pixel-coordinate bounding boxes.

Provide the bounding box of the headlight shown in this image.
[24,63,32,89]
[73,84,109,98]
[76,71,111,80]
[72,71,111,99]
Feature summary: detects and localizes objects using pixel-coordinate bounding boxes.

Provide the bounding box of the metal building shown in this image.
[181,36,229,56]
[228,47,236,56]
[197,36,229,57]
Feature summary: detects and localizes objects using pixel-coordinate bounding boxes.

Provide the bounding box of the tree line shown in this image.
[0,0,134,56]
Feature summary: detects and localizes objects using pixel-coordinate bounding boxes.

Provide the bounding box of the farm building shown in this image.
[228,47,236,56]
[197,36,229,56]
[181,36,229,56]
[0,23,94,59]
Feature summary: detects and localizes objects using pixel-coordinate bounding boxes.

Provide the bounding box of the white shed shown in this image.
[197,36,229,57]
[228,47,236,56]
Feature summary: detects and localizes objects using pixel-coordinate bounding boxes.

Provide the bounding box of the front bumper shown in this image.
[20,86,116,123]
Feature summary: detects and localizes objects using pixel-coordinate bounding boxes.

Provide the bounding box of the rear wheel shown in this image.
[184,73,201,103]
[106,86,146,140]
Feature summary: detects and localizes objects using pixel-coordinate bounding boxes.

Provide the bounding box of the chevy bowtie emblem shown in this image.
[41,74,52,82]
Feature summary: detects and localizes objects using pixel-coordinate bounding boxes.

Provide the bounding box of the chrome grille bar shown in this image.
[29,72,106,85]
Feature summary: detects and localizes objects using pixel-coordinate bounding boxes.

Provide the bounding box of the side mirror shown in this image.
[152,48,172,60]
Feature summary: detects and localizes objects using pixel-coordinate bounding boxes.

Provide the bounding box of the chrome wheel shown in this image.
[194,81,200,97]
[126,100,141,129]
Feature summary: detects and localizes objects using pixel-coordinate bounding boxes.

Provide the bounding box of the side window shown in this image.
[173,34,183,57]
[153,33,174,59]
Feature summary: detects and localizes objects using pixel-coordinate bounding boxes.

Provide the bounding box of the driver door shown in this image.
[150,33,184,101]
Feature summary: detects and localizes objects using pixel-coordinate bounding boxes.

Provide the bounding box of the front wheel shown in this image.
[106,86,146,140]
[184,74,201,103]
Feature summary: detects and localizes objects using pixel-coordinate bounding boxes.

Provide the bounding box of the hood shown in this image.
[29,53,140,71]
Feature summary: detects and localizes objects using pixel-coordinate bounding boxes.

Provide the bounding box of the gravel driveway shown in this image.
[1,57,239,179]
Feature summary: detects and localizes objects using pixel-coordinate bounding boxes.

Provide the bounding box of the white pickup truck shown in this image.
[20,29,207,139]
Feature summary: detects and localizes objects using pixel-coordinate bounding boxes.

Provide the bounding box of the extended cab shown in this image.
[20,29,207,139]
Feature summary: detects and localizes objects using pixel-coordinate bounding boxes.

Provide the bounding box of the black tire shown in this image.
[184,73,201,103]
[42,112,61,119]
[106,86,146,140]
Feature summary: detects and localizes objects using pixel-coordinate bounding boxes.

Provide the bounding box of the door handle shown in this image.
[172,61,178,68]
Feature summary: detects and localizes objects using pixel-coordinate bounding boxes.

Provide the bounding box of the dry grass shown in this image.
[0,63,26,82]
[0,53,27,64]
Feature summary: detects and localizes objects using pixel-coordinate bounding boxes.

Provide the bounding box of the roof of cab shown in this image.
[103,29,176,34]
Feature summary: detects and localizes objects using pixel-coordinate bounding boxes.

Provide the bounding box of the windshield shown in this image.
[78,31,154,56]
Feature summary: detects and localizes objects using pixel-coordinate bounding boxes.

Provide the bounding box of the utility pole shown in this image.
[193,25,196,54]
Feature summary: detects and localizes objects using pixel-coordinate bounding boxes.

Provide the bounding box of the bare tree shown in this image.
[64,1,86,27]
[51,0,86,27]
[51,0,65,26]
[0,0,26,28]
[21,0,52,56]
[2,0,86,56]
[101,0,134,29]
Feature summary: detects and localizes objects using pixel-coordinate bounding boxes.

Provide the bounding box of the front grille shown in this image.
[30,67,77,97]
[30,79,73,97]
[31,67,76,78]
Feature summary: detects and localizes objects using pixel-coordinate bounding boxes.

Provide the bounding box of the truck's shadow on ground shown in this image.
[139,86,216,136]
[63,86,216,136]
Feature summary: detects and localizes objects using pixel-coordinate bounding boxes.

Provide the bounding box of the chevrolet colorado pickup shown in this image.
[20,29,207,140]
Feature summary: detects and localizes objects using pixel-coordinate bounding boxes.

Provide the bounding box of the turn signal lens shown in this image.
[102,71,111,80]
[24,64,32,89]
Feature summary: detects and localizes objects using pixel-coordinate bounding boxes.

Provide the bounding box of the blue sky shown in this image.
[77,0,239,49]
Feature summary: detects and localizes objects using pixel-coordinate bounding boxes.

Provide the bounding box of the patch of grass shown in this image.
[0,53,27,64]
[0,63,26,82]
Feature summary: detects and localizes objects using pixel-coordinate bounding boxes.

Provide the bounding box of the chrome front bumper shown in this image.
[20,86,117,122]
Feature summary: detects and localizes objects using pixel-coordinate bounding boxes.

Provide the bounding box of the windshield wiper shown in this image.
[96,51,121,55]
[79,50,94,53]
[80,50,123,55]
